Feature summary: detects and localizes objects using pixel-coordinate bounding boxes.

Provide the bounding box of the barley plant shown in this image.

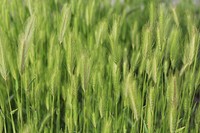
[0,0,200,132]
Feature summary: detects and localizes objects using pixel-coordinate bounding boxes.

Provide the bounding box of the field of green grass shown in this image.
[0,0,200,132]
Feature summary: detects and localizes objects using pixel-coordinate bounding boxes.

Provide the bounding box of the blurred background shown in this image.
[111,0,200,5]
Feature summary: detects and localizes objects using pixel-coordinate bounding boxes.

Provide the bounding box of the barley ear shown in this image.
[149,2,155,27]
[65,33,76,76]
[180,28,196,76]
[80,53,91,92]
[147,87,155,133]
[102,119,112,133]
[95,20,108,45]
[188,29,196,65]
[58,4,71,44]
[169,28,180,69]
[167,75,178,133]
[18,15,35,75]
[109,16,120,51]
[0,33,8,80]
[152,54,157,84]
[171,7,179,27]
[126,73,141,120]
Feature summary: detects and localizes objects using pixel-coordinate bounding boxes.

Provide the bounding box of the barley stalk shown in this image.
[0,114,3,133]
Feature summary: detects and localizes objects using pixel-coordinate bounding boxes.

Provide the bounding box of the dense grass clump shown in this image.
[0,0,200,132]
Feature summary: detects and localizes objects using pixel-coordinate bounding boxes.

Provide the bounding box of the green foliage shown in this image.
[0,0,200,133]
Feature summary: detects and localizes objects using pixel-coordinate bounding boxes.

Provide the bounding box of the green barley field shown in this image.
[0,0,200,132]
